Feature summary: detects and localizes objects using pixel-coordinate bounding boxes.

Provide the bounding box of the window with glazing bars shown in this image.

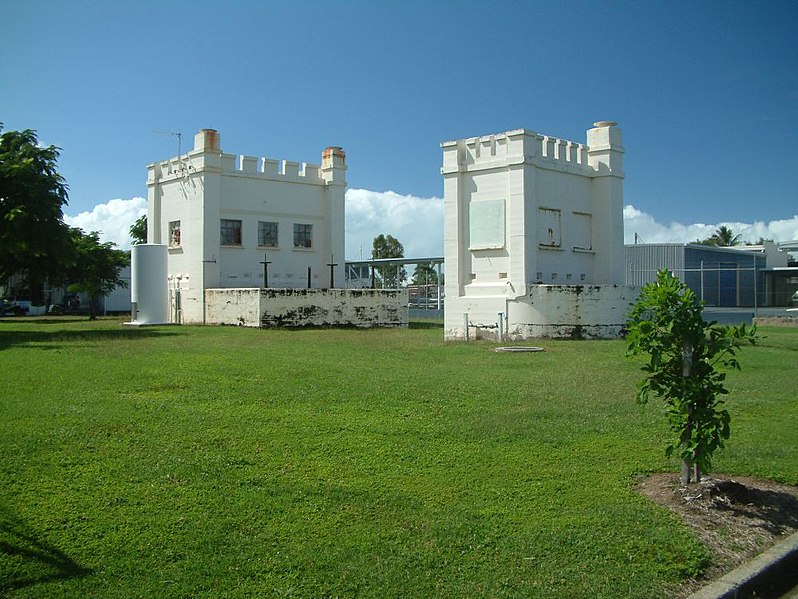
[293,223,312,248]
[258,221,278,247]
[221,219,242,245]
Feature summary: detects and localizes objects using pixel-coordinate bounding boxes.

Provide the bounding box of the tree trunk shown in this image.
[681,341,694,485]
[89,297,99,321]
[680,460,691,485]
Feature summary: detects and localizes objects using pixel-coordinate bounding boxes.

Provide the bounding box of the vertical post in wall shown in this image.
[327,256,338,290]
[261,256,271,289]
[307,267,312,289]
[436,262,442,310]
[753,255,758,317]
[202,258,216,325]
[700,261,704,303]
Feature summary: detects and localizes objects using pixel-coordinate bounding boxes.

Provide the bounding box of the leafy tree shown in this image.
[699,225,742,247]
[129,214,147,245]
[411,262,439,286]
[67,228,129,320]
[626,270,757,485]
[750,237,773,245]
[0,126,73,300]
[372,234,406,288]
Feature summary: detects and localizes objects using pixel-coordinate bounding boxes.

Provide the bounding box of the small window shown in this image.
[573,212,592,251]
[537,208,561,248]
[221,219,242,246]
[168,220,181,247]
[293,223,313,248]
[258,221,278,247]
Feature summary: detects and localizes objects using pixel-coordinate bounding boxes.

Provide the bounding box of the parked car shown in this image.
[791,290,798,307]
[0,300,28,316]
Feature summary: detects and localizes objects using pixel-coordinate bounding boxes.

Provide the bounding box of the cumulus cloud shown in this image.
[65,194,797,259]
[64,197,147,250]
[623,205,798,245]
[345,189,444,259]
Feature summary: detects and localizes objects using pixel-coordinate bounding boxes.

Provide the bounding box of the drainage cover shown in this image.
[493,346,545,352]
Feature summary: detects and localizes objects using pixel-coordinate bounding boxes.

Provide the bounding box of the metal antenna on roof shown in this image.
[151,130,183,157]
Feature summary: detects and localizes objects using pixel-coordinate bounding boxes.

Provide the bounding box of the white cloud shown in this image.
[65,197,147,250]
[623,205,798,245]
[65,194,798,259]
[345,189,444,259]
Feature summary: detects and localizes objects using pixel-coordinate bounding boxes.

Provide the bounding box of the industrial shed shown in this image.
[625,242,793,308]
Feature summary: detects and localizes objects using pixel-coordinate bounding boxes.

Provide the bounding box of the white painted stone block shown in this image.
[204,288,409,328]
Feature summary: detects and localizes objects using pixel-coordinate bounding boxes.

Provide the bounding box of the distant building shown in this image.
[442,121,636,340]
[625,241,796,307]
[147,129,346,324]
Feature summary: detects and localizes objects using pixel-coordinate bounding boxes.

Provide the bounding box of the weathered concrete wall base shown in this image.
[445,284,639,341]
[509,323,628,340]
[205,288,408,328]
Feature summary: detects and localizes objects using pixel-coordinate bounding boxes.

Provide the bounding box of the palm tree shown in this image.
[702,225,742,247]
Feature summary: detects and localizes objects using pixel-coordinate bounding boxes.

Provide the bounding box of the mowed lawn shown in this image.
[1,318,796,598]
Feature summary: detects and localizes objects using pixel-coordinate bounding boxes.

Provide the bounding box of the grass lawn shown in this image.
[1,318,796,598]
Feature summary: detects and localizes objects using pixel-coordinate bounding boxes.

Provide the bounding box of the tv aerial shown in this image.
[152,130,183,157]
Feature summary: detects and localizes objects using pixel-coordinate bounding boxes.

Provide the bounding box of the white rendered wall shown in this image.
[442,122,632,340]
[147,130,346,324]
[205,288,409,328]
[103,265,132,312]
[444,285,637,340]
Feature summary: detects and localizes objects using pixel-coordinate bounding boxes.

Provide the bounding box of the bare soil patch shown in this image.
[638,473,798,597]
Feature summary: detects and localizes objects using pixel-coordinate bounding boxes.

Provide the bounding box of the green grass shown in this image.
[1,318,796,598]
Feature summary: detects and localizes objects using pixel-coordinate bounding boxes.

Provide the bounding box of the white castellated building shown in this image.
[442,121,637,340]
[146,129,347,324]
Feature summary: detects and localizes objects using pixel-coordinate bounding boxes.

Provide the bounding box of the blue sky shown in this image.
[2,0,797,257]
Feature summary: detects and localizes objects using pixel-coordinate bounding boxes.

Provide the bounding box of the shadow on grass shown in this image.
[409,320,443,330]
[0,322,178,350]
[0,509,92,592]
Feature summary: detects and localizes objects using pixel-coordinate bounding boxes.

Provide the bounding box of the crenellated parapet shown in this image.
[147,129,345,186]
[441,122,622,177]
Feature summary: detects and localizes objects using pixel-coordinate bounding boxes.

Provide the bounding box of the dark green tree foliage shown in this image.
[0,127,73,293]
[129,214,147,245]
[626,270,757,484]
[698,225,742,247]
[372,234,406,288]
[411,262,439,286]
[67,228,129,320]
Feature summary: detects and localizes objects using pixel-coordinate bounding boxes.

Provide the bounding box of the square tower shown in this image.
[441,121,635,340]
[147,130,346,324]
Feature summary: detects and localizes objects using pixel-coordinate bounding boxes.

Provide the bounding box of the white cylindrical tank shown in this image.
[131,244,169,324]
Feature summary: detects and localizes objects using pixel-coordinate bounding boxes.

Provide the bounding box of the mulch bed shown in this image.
[638,473,798,597]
